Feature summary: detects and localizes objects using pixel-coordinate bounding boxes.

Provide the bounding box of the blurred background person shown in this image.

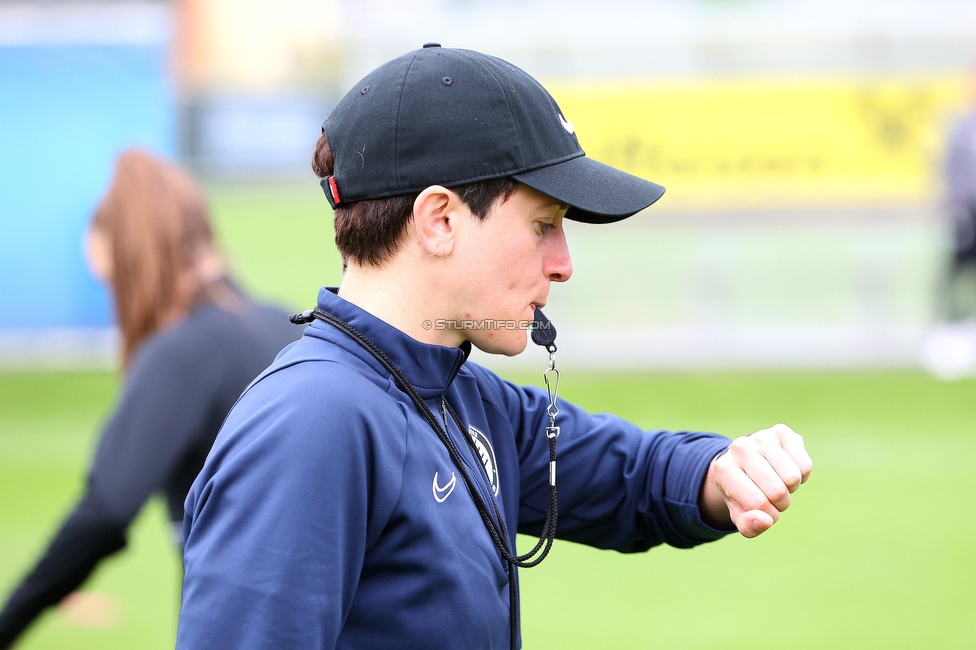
[0,149,300,648]
[921,63,976,379]
[942,63,976,321]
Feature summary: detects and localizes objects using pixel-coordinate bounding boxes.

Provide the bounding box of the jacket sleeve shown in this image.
[176,364,405,650]
[490,377,733,552]
[0,494,126,647]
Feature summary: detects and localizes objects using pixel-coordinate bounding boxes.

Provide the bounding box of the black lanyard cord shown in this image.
[306,309,514,554]
[444,400,558,567]
[291,306,561,650]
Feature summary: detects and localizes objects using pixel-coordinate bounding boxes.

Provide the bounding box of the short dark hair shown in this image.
[311,132,519,267]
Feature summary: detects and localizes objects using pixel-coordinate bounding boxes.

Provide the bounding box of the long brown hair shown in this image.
[92,149,217,368]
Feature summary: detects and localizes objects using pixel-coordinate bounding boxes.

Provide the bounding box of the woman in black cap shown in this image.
[177,46,813,650]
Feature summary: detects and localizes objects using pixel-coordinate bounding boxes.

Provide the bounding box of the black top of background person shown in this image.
[0,297,299,648]
[319,44,666,223]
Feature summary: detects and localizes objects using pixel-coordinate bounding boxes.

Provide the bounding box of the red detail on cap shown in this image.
[328,176,341,204]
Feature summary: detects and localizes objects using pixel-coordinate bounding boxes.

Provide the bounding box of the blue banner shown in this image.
[0,43,175,329]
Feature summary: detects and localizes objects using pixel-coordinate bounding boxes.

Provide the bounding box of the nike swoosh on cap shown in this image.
[558,113,575,135]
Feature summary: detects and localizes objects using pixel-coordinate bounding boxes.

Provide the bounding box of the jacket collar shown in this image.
[305,287,470,399]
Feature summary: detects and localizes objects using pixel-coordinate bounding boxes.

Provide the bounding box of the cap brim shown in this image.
[512,156,665,224]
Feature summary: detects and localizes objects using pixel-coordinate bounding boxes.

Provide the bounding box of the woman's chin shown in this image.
[470,329,529,357]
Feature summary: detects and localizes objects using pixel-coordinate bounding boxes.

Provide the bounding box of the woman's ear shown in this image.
[413,185,461,258]
[84,227,113,283]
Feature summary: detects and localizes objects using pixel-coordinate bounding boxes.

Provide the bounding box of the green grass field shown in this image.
[2,183,975,648]
[2,371,974,649]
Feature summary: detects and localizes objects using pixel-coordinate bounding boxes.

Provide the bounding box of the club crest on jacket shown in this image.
[468,426,499,496]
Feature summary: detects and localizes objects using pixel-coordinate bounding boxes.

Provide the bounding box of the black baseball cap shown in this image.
[320,44,665,224]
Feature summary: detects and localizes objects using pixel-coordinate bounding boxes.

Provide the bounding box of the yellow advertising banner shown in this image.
[549,76,967,209]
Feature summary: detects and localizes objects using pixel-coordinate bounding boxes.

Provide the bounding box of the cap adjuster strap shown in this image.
[320,176,342,208]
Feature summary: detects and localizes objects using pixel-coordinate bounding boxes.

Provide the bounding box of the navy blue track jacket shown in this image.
[177,288,732,649]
